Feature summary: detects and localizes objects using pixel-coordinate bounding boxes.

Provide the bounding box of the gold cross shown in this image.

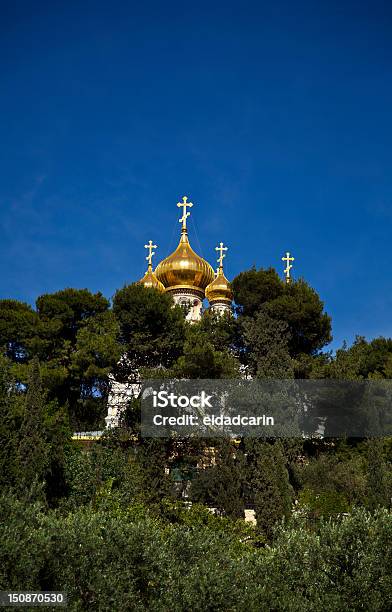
[282,251,294,283]
[177,196,193,231]
[144,240,158,268]
[216,242,228,268]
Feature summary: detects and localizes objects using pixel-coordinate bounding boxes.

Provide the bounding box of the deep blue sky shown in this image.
[1,1,391,351]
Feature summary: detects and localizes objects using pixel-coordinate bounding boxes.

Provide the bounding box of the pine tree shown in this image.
[232,268,332,356]
[173,324,239,379]
[17,357,49,495]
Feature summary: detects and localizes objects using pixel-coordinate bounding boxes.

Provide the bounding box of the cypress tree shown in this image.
[191,439,245,519]
[17,357,49,495]
[366,438,390,510]
[247,440,293,539]
[45,405,72,506]
[0,356,22,487]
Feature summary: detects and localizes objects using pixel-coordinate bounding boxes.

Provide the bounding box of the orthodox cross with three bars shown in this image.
[177,196,193,231]
[144,240,158,268]
[216,242,228,268]
[282,251,294,283]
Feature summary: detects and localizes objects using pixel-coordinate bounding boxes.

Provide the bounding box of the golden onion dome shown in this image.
[138,240,165,292]
[138,265,165,293]
[155,232,214,293]
[205,267,233,304]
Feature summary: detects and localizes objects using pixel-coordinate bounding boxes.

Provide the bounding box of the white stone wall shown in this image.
[105,372,141,428]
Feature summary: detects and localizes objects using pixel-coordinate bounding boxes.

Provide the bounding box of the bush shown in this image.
[1,490,392,611]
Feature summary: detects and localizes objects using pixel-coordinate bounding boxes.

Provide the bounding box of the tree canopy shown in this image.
[0,289,119,428]
[112,283,185,372]
[232,267,332,357]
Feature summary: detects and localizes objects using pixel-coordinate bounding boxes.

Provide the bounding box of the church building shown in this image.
[105,196,295,428]
[138,196,233,321]
[105,195,233,428]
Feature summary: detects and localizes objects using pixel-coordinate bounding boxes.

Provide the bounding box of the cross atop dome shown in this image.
[282,251,294,284]
[144,240,158,270]
[216,242,228,269]
[138,240,164,293]
[205,241,233,310]
[177,196,193,233]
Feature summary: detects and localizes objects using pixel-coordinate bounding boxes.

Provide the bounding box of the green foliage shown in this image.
[241,309,294,377]
[326,336,392,380]
[190,440,245,519]
[298,487,350,519]
[172,322,240,379]
[232,266,284,317]
[246,440,294,539]
[264,279,332,356]
[71,311,121,386]
[36,288,109,343]
[2,490,392,611]
[44,404,72,506]
[161,499,254,538]
[17,357,49,496]
[66,445,108,504]
[232,268,332,356]
[0,492,50,591]
[366,438,391,510]
[113,283,185,371]
[63,444,148,511]
[2,278,392,609]
[0,356,24,487]
[251,508,392,611]
[135,438,175,506]
[0,289,120,429]
[0,356,72,504]
[197,308,238,352]
[0,299,39,362]
[296,452,367,508]
[36,289,117,428]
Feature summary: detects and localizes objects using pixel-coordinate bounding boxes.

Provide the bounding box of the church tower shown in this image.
[205,242,233,315]
[154,197,214,322]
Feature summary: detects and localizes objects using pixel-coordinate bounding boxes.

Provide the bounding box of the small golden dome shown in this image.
[155,232,214,294]
[205,267,233,304]
[138,266,165,292]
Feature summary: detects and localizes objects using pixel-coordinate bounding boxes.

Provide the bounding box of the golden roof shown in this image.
[205,242,233,304]
[205,267,233,303]
[138,266,165,293]
[155,231,214,293]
